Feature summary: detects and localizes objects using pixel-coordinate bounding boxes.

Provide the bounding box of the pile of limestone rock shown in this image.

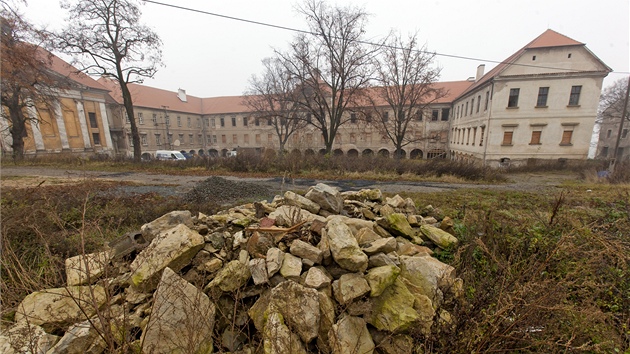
[2,183,463,354]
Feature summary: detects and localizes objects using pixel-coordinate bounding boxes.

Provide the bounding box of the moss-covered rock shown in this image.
[368,279,419,333]
[420,224,458,249]
[365,265,400,297]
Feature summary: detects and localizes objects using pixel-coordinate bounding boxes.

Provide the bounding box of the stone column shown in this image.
[99,102,114,151]
[75,101,92,149]
[53,100,70,150]
[27,105,46,151]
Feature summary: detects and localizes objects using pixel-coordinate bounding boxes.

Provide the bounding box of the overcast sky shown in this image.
[18,0,630,98]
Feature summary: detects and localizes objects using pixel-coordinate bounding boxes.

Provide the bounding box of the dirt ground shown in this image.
[0,165,579,198]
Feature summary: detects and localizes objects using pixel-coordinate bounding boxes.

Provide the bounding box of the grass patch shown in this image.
[407,185,630,353]
[0,180,220,310]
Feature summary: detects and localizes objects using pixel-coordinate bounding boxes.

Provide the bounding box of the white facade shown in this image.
[449,30,611,167]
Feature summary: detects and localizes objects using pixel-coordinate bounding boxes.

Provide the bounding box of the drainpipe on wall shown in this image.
[482,81,494,166]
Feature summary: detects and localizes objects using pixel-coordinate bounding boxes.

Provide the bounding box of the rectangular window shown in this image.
[125,112,130,124]
[141,134,147,146]
[255,134,261,144]
[561,130,573,145]
[197,118,201,128]
[88,112,98,128]
[464,103,468,116]
[383,111,389,122]
[508,88,520,107]
[189,134,193,144]
[177,116,181,127]
[267,118,272,126]
[365,113,372,123]
[416,110,422,121]
[152,113,158,124]
[471,98,475,115]
[485,91,490,111]
[221,135,226,144]
[623,129,628,139]
[268,134,273,143]
[472,127,477,146]
[530,131,542,145]
[211,118,216,127]
[350,113,357,123]
[536,87,549,107]
[212,135,217,144]
[601,146,609,157]
[244,134,249,144]
[232,134,237,143]
[179,134,184,143]
[306,113,312,124]
[431,110,439,121]
[476,95,481,113]
[502,131,513,145]
[92,133,101,145]
[568,85,582,106]
[255,118,260,126]
[205,118,209,127]
[243,117,248,126]
[220,117,225,127]
[165,116,170,126]
[441,108,450,121]
[480,126,485,146]
[167,133,173,144]
[607,129,612,138]
[231,116,236,127]
[350,133,356,143]
[187,116,191,127]
[138,112,144,124]
[155,134,161,145]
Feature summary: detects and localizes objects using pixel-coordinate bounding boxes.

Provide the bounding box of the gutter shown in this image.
[482,81,494,166]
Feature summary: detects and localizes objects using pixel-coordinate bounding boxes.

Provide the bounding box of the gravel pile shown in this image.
[183,176,273,204]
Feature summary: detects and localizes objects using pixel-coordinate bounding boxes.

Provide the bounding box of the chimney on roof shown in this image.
[177,88,187,102]
[476,64,485,81]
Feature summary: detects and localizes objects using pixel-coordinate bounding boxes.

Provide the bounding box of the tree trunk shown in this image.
[8,100,27,161]
[119,79,141,163]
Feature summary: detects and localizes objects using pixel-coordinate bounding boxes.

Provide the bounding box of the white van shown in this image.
[155,150,186,161]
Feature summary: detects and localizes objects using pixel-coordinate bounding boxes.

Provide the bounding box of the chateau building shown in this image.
[0,51,115,156]
[449,29,611,167]
[2,30,610,165]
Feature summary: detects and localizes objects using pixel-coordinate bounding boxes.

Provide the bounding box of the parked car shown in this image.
[180,151,194,159]
[155,150,186,161]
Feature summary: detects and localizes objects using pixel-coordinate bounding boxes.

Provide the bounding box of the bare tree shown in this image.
[599,77,629,123]
[277,0,378,154]
[367,32,444,158]
[0,3,70,160]
[55,0,162,162]
[243,57,306,155]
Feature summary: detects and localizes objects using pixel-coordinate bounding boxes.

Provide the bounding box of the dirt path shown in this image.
[0,165,577,196]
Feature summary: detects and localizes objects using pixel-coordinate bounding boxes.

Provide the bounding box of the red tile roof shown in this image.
[201,96,252,115]
[98,78,471,115]
[527,29,583,48]
[457,29,605,98]
[358,80,474,107]
[43,49,109,92]
[98,78,205,115]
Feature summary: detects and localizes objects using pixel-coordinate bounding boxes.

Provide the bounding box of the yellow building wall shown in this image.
[59,98,85,150]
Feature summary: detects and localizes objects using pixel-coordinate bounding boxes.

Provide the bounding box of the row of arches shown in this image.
[142,148,448,159]
[288,148,447,159]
